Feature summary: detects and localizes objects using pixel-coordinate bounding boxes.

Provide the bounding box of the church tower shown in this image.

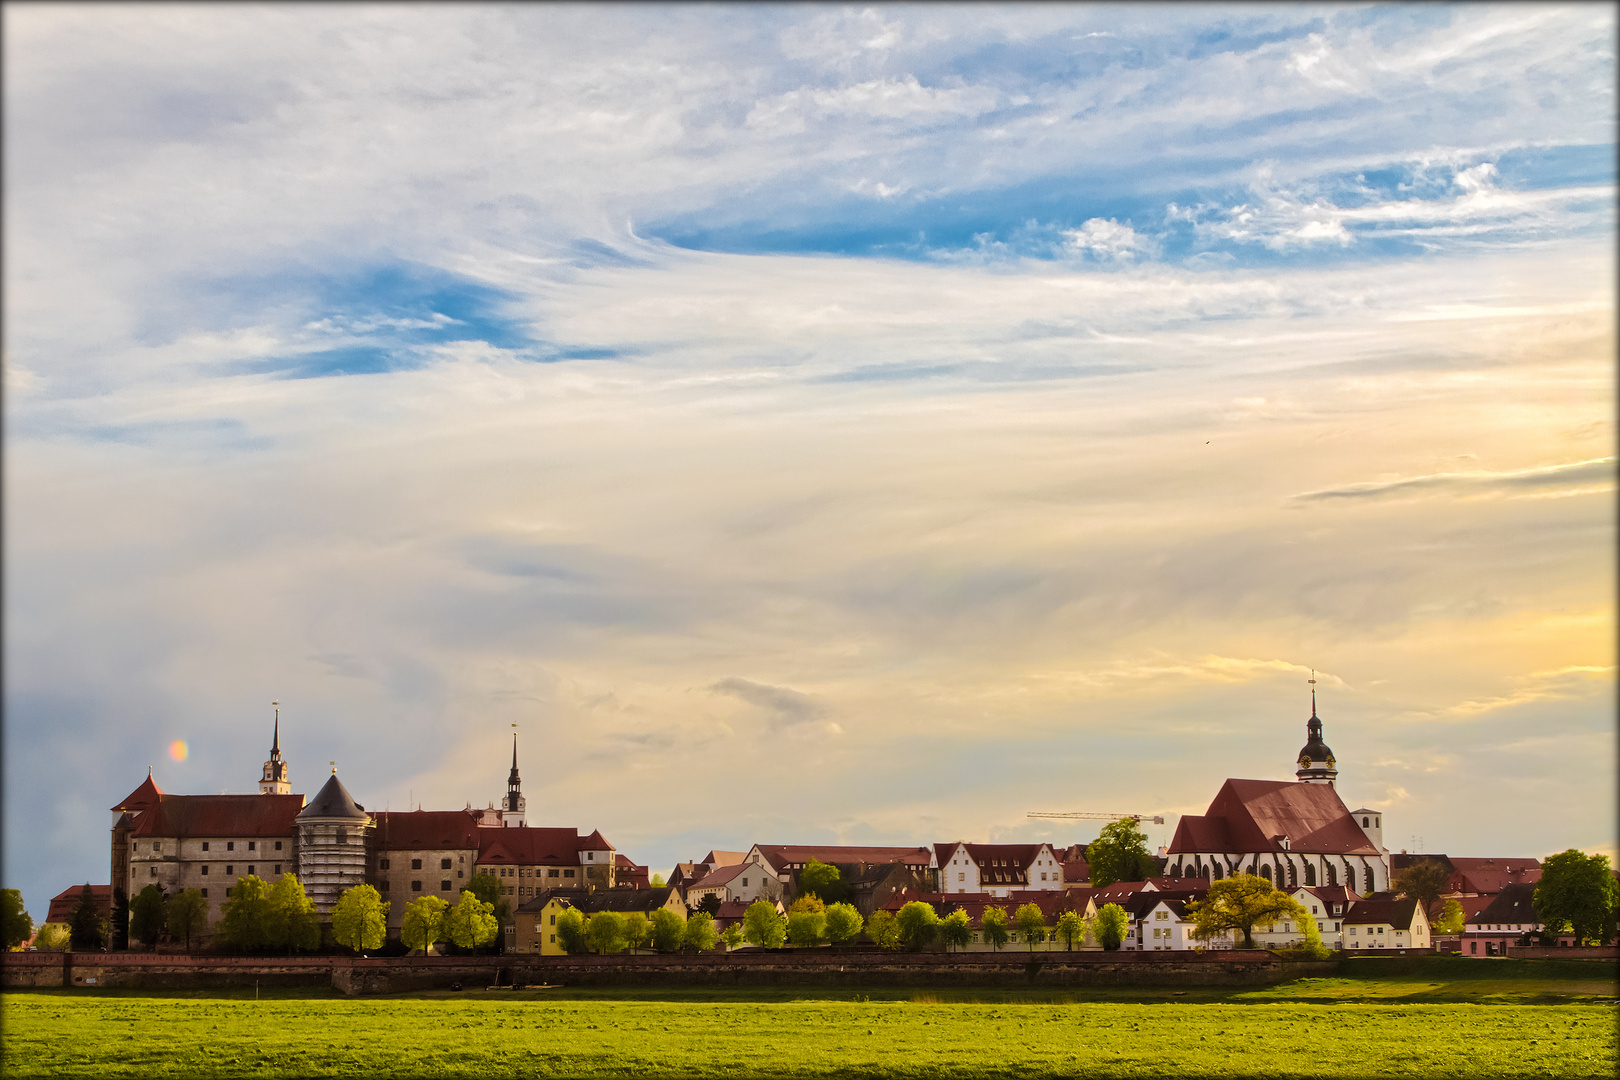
[502,734,526,827]
[260,703,291,795]
[1295,675,1338,787]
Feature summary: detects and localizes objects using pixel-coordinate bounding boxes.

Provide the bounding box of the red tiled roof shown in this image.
[687,861,753,891]
[1447,858,1541,895]
[1471,883,1540,927]
[702,850,747,868]
[1062,857,1089,883]
[934,842,1056,885]
[754,845,931,874]
[1169,779,1380,856]
[373,810,482,851]
[1089,881,1153,905]
[111,775,164,814]
[477,827,596,865]
[129,794,305,838]
[1297,884,1360,906]
[46,884,112,925]
[579,829,615,852]
[1345,897,1424,930]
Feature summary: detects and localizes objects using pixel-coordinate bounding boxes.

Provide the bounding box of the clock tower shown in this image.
[1295,676,1337,787]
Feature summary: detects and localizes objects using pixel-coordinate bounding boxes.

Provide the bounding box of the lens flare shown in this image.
[169,739,188,762]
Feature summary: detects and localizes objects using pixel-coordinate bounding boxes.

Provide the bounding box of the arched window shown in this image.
[1326,864,1337,887]
[1363,866,1375,894]
[1304,863,1317,887]
[1213,864,1223,881]
[1260,864,1272,883]
[1172,863,1182,878]
[1287,862,1297,888]
[1362,817,1369,827]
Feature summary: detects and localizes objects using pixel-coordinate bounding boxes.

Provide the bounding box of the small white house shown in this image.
[1342,896,1430,951]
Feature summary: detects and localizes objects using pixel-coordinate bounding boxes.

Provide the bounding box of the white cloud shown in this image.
[1063,218,1149,261]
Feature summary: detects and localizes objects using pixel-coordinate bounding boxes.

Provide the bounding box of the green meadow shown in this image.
[3,959,1615,1079]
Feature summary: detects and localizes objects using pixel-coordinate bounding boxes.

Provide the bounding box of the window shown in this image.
[225,888,232,897]
[275,841,282,851]
[564,869,574,878]
[1378,927,1385,935]
[201,842,209,852]
[247,866,254,875]
[441,859,452,870]
[151,868,157,876]
[379,881,390,892]
[441,880,452,892]
[742,877,749,886]
[958,873,964,882]
[227,842,235,852]
[411,881,422,892]
[154,843,162,853]
[249,841,256,851]
[133,843,139,852]
[274,864,281,875]
[588,853,594,861]
[380,859,391,870]
[201,866,209,876]
[226,865,234,875]
[459,856,465,864]
[458,871,463,878]
[200,889,207,898]
[412,859,423,870]
[550,914,556,925]
[548,869,558,878]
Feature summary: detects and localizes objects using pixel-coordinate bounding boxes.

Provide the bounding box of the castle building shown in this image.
[295,769,372,914]
[1164,694,1391,895]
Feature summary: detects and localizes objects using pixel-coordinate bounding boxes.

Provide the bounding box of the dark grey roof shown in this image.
[296,772,367,821]
[1475,882,1539,925]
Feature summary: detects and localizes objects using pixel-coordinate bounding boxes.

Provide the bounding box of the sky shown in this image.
[3,3,1614,921]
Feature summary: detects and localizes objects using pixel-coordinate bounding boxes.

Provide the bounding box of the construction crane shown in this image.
[1027,811,1165,825]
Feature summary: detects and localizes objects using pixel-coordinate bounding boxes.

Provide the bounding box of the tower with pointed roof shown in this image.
[503,734,527,828]
[1295,676,1338,787]
[259,704,291,795]
[295,768,372,914]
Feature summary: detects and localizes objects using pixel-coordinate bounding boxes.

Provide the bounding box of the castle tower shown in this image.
[503,734,526,828]
[259,703,291,795]
[295,768,371,914]
[1295,676,1338,787]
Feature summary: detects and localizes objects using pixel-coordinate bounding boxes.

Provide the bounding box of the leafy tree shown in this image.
[697,893,722,917]
[1055,910,1084,951]
[1534,849,1619,945]
[166,889,210,954]
[2,889,34,951]
[1187,873,1299,949]
[721,922,745,950]
[798,859,851,905]
[1015,903,1048,952]
[556,907,588,954]
[624,911,650,953]
[267,874,321,953]
[401,895,450,955]
[786,895,827,947]
[649,907,685,952]
[824,902,864,946]
[896,900,939,951]
[467,872,511,951]
[111,888,130,952]
[129,884,167,949]
[445,889,499,950]
[1393,860,1451,911]
[35,924,72,952]
[683,910,718,952]
[980,906,1010,951]
[584,910,627,954]
[939,909,972,952]
[216,876,275,951]
[1086,819,1156,888]
[1094,903,1129,951]
[1293,904,1332,960]
[743,900,786,948]
[650,873,666,888]
[69,885,108,951]
[865,908,900,949]
[332,885,389,953]
[1434,899,1466,935]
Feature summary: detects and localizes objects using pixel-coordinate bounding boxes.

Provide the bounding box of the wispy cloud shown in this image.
[1294,459,1616,503]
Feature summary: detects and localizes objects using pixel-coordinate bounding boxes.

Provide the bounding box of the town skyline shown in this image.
[5,4,1614,924]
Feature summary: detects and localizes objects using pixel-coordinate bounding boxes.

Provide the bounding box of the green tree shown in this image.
[2,889,34,950]
[1292,903,1332,960]
[584,910,627,954]
[980,905,1010,951]
[1094,903,1129,951]
[697,893,722,917]
[216,875,275,952]
[650,873,666,888]
[402,895,450,955]
[166,889,210,954]
[1055,910,1084,951]
[267,874,321,953]
[721,922,745,950]
[1535,849,1619,945]
[1015,903,1048,952]
[798,859,850,904]
[624,911,650,953]
[743,900,787,948]
[556,907,588,954]
[1393,859,1452,911]
[648,907,685,952]
[111,887,130,951]
[896,900,939,951]
[786,895,827,947]
[683,910,718,952]
[865,908,901,949]
[824,902,863,946]
[467,872,511,951]
[939,909,972,952]
[1434,899,1466,935]
[36,924,72,951]
[129,884,166,949]
[1187,873,1298,949]
[1086,819,1156,888]
[445,889,499,950]
[331,885,389,953]
[69,885,108,951]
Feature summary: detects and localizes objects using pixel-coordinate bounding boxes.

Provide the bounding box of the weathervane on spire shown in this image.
[330,760,336,774]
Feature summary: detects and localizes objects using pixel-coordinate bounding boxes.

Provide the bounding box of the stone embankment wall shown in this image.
[1506,946,1618,961]
[3,950,1338,996]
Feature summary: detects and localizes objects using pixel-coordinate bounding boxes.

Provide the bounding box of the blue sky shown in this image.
[4,3,1614,922]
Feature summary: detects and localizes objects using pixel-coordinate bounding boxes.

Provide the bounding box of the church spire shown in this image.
[260,701,291,795]
[502,726,526,827]
[1295,671,1337,787]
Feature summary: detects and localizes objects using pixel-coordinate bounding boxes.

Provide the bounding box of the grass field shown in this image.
[4,959,1615,1079]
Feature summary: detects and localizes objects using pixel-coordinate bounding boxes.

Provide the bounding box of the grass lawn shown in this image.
[3,984,1615,1079]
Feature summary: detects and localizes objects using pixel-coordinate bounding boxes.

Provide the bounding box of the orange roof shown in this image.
[754,845,931,873]
[1169,778,1380,856]
[111,775,164,814]
[129,794,305,838]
